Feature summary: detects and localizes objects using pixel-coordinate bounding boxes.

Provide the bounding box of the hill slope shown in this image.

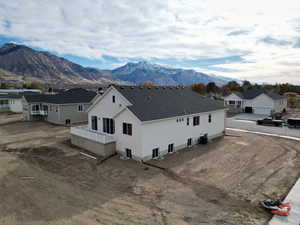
[0,43,108,84]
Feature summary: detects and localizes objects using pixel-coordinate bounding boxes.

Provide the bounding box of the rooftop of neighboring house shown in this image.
[0,89,41,94]
[0,91,40,99]
[113,85,225,122]
[229,88,286,100]
[24,88,97,104]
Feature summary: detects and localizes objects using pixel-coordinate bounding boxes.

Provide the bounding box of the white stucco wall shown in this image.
[114,109,143,158]
[88,87,131,132]
[140,109,225,159]
[9,98,23,113]
[224,93,242,102]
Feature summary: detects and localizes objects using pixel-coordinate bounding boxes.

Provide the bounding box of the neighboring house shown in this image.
[224,89,287,115]
[71,85,226,161]
[23,88,97,125]
[0,91,41,113]
[0,94,23,113]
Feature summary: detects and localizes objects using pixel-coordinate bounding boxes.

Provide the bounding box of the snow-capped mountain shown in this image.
[111,61,234,86]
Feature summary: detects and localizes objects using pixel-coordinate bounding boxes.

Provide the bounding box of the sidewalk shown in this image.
[268,178,300,225]
[226,128,300,142]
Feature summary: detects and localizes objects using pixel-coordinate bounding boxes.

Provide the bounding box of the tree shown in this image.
[224,81,241,92]
[28,81,40,89]
[242,80,252,90]
[206,82,219,93]
[0,82,8,89]
[139,82,155,87]
[188,83,206,95]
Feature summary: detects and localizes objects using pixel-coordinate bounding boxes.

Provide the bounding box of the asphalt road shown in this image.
[226,118,300,138]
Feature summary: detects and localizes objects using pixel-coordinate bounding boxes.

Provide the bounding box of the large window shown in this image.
[229,100,235,105]
[91,116,98,131]
[32,104,40,111]
[123,123,132,135]
[103,118,115,134]
[193,116,200,126]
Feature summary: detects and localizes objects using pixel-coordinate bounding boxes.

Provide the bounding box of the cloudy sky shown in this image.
[1,0,300,84]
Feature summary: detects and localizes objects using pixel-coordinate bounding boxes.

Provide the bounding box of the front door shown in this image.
[152,148,159,158]
[126,149,132,159]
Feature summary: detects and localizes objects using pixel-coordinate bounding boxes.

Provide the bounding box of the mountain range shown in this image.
[0,43,235,86]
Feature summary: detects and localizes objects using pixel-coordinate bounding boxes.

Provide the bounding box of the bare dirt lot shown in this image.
[1,113,300,225]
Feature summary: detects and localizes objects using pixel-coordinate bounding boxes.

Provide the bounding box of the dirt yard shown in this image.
[1,113,300,225]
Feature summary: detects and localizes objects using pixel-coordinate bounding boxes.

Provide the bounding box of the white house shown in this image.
[70,85,226,161]
[0,94,23,113]
[224,89,287,115]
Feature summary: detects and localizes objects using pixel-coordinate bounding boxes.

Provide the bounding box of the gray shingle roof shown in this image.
[114,85,225,122]
[24,88,96,104]
[233,89,286,100]
[0,92,39,99]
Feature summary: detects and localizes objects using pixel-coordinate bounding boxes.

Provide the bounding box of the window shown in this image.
[126,149,132,159]
[55,106,58,112]
[187,117,190,126]
[78,104,83,112]
[193,116,200,126]
[208,114,212,123]
[32,105,39,111]
[229,100,235,105]
[187,138,192,147]
[112,95,115,103]
[168,144,174,153]
[152,148,159,158]
[123,123,132,135]
[103,118,115,134]
[91,116,98,130]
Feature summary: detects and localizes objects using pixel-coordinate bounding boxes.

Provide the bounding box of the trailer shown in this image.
[287,118,300,128]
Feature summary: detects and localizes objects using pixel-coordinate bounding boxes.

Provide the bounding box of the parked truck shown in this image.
[287,118,300,128]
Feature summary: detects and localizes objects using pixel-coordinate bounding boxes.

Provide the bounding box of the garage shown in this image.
[254,107,272,115]
[244,107,253,113]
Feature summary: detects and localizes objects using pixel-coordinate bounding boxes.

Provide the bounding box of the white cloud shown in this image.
[1,0,300,83]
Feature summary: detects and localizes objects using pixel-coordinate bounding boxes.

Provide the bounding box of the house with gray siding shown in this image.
[23,88,97,125]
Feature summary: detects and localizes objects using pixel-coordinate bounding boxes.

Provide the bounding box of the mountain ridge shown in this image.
[0,43,235,86]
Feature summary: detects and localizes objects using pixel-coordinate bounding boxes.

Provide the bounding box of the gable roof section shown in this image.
[114,85,225,122]
[230,89,286,100]
[24,88,97,104]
